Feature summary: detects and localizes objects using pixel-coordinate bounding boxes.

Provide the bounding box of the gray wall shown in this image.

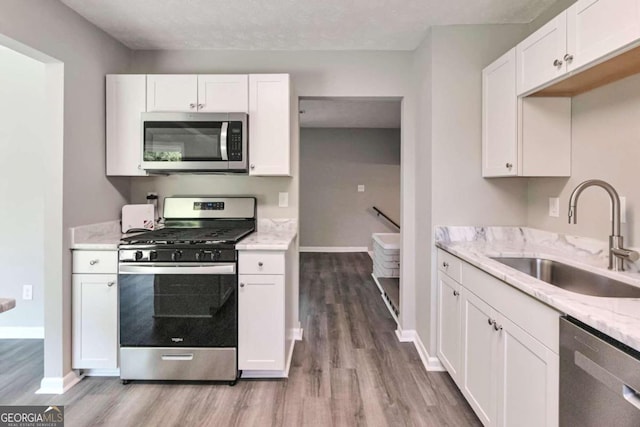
[299,128,400,249]
[0,48,45,330]
[527,72,640,245]
[0,0,132,381]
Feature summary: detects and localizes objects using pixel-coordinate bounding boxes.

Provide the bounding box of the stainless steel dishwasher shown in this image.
[560,317,640,426]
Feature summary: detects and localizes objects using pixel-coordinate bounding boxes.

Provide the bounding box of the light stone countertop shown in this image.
[70,220,122,250]
[436,226,640,352]
[235,219,298,251]
[70,218,298,252]
[0,298,16,313]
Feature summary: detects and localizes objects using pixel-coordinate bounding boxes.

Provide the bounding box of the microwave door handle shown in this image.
[220,122,229,161]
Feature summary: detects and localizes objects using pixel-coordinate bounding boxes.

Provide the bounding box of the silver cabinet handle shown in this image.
[553,59,563,67]
[453,290,459,297]
[442,261,449,268]
[89,259,99,265]
[563,54,574,63]
[258,262,264,267]
[240,283,245,288]
[488,318,494,326]
[198,104,204,109]
[250,164,256,170]
[107,281,115,287]
[189,103,196,109]
[505,163,513,169]
[494,322,503,331]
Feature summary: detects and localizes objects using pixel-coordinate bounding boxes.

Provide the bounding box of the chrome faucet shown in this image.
[568,179,639,271]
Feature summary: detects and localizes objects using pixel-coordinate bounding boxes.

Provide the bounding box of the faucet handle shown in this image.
[612,247,640,262]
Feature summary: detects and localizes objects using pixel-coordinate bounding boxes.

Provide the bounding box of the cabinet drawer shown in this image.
[438,250,462,282]
[72,251,118,274]
[239,251,285,275]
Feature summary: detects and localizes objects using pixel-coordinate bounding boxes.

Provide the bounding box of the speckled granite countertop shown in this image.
[436,226,640,352]
[0,298,16,313]
[70,219,298,252]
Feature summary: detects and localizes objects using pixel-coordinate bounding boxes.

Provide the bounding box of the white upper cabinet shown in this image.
[483,49,518,177]
[516,12,568,95]
[147,74,249,113]
[248,74,291,176]
[197,75,249,113]
[147,74,198,112]
[482,51,571,178]
[106,74,147,176]
[566,0,640,71]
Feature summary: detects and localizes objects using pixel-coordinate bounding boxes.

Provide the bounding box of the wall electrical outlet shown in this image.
[22,285,33,300]
[549,197,560,218]
[279,192,289,208]
[358,185,365,193]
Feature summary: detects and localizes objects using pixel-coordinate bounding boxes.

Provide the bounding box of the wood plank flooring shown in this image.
[0,252,479,426]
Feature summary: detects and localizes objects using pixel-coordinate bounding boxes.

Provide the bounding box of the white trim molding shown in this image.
[293,328,304,341]
[299,246,368,253]
[395,328,445,372]
[0,326,45,339]
[36,371,82,395]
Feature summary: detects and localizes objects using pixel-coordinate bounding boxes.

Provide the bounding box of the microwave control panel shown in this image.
[228,121,243,161]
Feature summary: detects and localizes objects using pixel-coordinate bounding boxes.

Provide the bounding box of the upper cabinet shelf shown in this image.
[518,0,640,97]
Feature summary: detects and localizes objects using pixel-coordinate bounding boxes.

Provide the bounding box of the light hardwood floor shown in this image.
[0,252,479,426]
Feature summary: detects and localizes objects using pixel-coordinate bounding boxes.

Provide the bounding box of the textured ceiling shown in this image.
[60,0,556,50]
[299,99,401,129]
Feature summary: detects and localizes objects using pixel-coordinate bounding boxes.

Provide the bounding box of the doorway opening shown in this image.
[298,97,402,323]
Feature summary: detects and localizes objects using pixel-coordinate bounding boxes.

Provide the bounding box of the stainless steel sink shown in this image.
[491,257,640,298]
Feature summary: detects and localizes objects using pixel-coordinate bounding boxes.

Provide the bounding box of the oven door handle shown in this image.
[119,263,236,275]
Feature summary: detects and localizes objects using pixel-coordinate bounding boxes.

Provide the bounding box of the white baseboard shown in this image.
[293,328,304,341]
[36,371,82,394]
[395,328,445,372]
[368,251,374,259]
[242,336,298,379]
[299,246,368,253]
[0,326,45,339]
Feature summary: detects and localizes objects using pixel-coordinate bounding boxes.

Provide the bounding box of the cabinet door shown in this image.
[72,274,118,369]
[516,12,568,95]
[567,0,640,71]
[238,274,285,371]
[437,273,463,382]
[462,291,498,426]
[248,74,291,176]
[482,49,518,177]
[147,75,198,112]
[197,75,248,113]
[106,75,147,176]
[496,315,559,427]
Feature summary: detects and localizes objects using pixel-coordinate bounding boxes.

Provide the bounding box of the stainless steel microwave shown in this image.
[141,112,248,173]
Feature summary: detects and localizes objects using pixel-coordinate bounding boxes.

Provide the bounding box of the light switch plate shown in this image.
[279,192,289,208]
[22,285,33,300]
[358,185,365,193]
[549,197,560,218]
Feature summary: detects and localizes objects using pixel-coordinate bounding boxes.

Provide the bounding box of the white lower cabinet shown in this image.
[72,273,118,369]
[436,273,463,382]
[72,249,118,370]
[238,250,288,372]
[438,249,559,427]
[238,274,285,371]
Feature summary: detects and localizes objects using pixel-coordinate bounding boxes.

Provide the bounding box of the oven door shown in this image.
[118,263,237,348]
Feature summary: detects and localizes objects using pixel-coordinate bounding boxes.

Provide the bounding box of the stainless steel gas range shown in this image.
[117,196,256,385]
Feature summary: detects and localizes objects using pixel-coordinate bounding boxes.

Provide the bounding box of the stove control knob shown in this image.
[134,251,143,261]
[213,250,222,260]
[149,251,158,261]
[195,251,207,262]
[171,250,182,262]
